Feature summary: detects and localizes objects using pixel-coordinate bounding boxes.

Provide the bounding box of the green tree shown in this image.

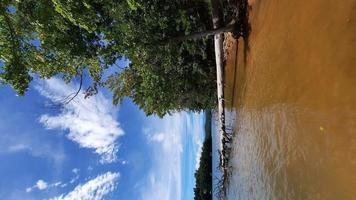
[0,0,234,116]
[0,0,117,95]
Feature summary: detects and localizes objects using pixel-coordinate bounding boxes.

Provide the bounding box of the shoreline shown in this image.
[213,0,250,198]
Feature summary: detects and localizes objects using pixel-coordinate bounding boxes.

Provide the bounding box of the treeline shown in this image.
[194,111,212,200]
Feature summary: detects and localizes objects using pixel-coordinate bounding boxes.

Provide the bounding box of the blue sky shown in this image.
[0,61,206,200]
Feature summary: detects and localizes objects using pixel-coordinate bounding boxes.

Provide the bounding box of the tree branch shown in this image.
[1,9,20,60]
[62,72,83,104]
[160,22,236,44]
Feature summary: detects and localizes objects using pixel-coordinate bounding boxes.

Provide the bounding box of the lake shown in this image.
[223,0,356,199]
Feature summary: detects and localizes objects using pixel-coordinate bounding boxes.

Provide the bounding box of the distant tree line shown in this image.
[194,111,212,200]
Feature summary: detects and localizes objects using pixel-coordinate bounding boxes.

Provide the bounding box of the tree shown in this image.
[0,0,116,95]
[0,0,235,116]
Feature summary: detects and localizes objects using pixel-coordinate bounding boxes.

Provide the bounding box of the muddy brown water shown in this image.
[223,0,356,199]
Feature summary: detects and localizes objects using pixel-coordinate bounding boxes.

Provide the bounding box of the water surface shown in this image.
[224,0,356,199]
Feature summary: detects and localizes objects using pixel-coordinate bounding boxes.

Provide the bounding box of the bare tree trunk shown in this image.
[160,23,235,44]
[211,0,228,174]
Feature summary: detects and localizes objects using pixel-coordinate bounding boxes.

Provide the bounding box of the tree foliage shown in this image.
[0,0,218,116]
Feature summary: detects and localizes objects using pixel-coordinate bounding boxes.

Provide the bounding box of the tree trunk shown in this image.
[211,0,228,175]
[160,23,235,44]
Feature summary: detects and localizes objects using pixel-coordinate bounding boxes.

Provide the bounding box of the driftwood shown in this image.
[211,0,244,198]
[211,0,230,172]
[211,0,230,198]
[210,0,250,198]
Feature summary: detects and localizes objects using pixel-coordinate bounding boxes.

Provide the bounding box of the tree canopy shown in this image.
[0,0,219,116]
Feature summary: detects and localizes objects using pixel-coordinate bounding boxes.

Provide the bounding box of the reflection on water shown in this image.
[224,0,356,199]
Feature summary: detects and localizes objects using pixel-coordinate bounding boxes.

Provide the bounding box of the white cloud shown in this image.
[36,78,124,163]
[70,174,80,184]
[50,172,119,200]
[140,113,185,200]
[140,112,206,200]
[188,113,206,170]
[26,180,66,193]
[195,141,203,170]
[8,144,28,152]
[26,179,48,192]
[69,168,80,184]
[36,180,48,190]
[53,182,62,187]
[0,134,66,165]
[26,170,82,193]
[72,168,80,174]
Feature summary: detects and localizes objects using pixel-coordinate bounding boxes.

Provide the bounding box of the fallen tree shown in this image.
[211,0,228,175]
[210,0,248,198]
